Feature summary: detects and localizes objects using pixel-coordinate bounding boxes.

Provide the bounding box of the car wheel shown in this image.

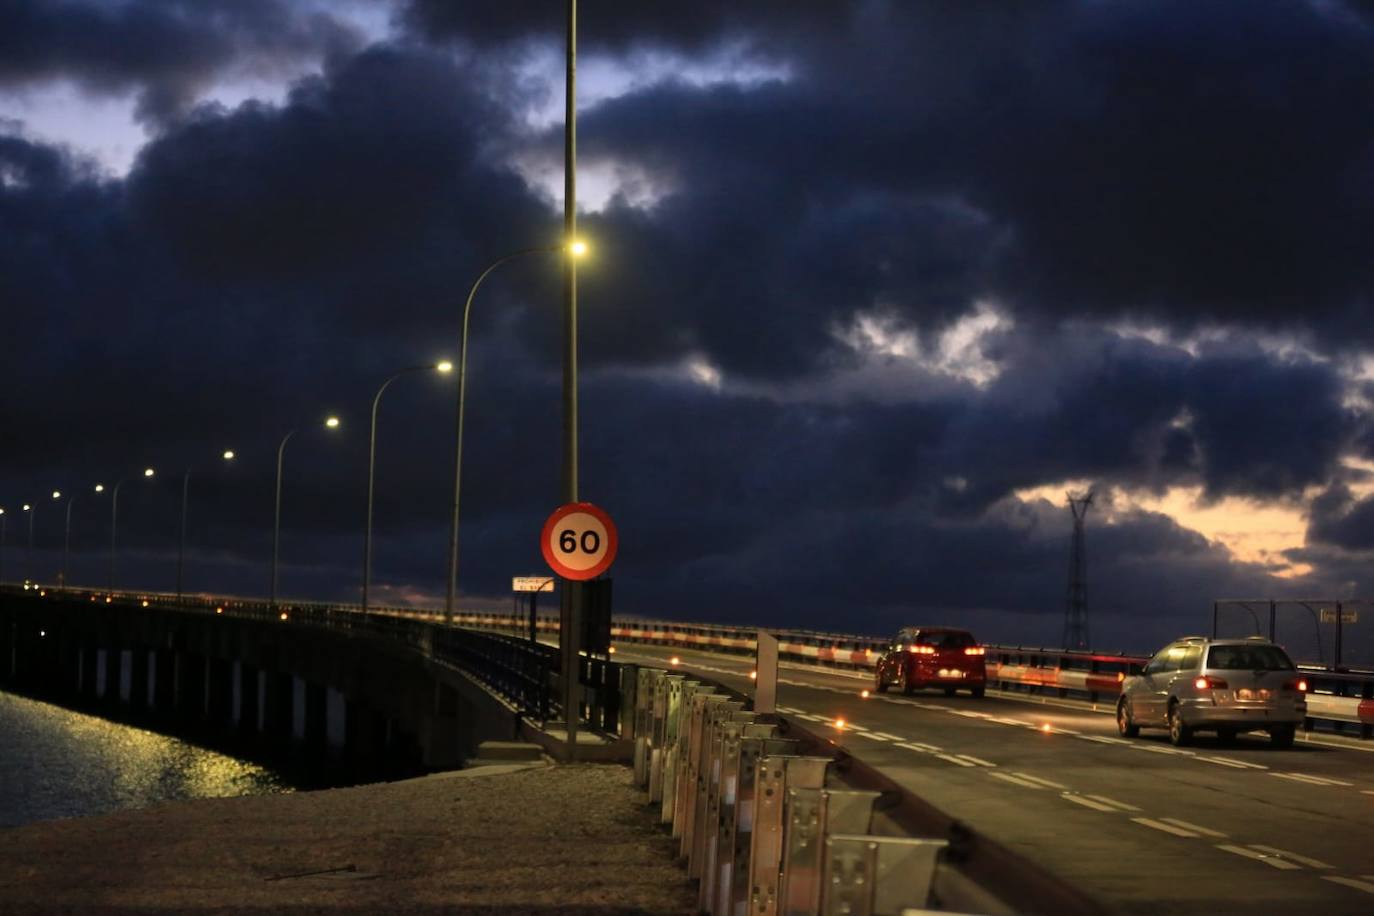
[1117,698,1140,738]
[971,686,985,699]
[874,669,888,694]
[1167,701,1192,746]
[1269,725,1296,749]
[898,667,913,696]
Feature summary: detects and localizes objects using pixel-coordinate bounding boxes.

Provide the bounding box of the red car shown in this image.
[874,627,986,697]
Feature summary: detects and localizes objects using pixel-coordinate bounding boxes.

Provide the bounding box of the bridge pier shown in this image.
[176,652,207,721]
[237,663,261,736]
[129,649,150,713]
[153,648,175,714]
[207,657,233,728]
[304,681,327,758]
[107,649,126,708]
[264,671,294,742]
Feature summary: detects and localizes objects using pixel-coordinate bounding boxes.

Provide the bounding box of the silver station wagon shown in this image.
[1116,636,1308,747]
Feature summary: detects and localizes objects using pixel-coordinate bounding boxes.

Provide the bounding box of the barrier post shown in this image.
[820,835,948,915]
[779,788,881,915]
[690,699,745,877]
[748,756,830,916]
[720,728,796,916]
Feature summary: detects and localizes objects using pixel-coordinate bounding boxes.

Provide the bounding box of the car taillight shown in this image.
[1283,678,1308,692]
[964,647,985,656]
[909,645,936,655]
[1194,676,1228,690]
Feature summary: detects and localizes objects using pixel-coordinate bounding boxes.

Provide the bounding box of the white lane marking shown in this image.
[1247,846,1333,870]
[1044,726,1081,735]
[955,754,997,768]
[1012,773,1068,790]
[1363,790,1374,796]
[791,713,823,722]
[1077,734,1132,746]
[935,753,978,767]
[1061,794,1120,812]
[1133,817,1201,838]
[897,741,942,753]
[845,723,870,732]
[1271,772,1355,787]
[1216,844,1303,870]
[1157,818,1227,838]
[1133,745,1196,756]
[1197,756,1267,770]
[1082,795,1140,812]
[990,716,1034,727]
[777,706,802,714]
[989,772,1045,789]
[1323,876,1374,895]
[868,731,905,742]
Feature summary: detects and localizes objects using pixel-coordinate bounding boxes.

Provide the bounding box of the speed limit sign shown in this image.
[541,501,618,580]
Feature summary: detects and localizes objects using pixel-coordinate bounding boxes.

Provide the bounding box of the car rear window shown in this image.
[913,631,975,649]
[1205,645,1295,671]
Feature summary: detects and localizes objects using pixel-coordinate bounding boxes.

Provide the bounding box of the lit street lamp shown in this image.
[177,449,236,604]
[444,241,586,622]
[363,363,452,615]
[106,469,156,592]
[272,416,341,609]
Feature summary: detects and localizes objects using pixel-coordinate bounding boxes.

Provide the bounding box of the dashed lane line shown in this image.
[1323,876,1374,895]
[1077,734,1132,746]
[1133,745,1196,757]
[1215,845,1303,870]
[1157,818,1226,838]
[955,754,997,768]
[934,753,979,768]
[896,741,942,753]
[1061,794,1121,812]
[1012,773,1067,790]
[1198,756,1269,770]
[868,731,905,742]
[1082,794,1140,812]
[1247,846,1333,870]
[1271,772,1355,787]
[1133,817,1203,838]
[989,772,1046,788]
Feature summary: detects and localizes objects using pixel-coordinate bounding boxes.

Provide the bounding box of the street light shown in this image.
[23,502,34,583]
[106,469,156,592]
[271,416,341,609]
[177,450,236,604]
[363,362,452,615]
[444,240,588,621]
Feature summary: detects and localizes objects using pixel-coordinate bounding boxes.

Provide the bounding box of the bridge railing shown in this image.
[9,583,1372,738]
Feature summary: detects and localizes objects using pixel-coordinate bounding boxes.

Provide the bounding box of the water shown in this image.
[0,691,289,829]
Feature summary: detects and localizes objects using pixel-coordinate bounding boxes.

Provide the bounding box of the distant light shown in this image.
[834,718,847,730]
[51,490,62,500]
[1041,723,1052,733]
[105,596,112,604]
[223,450,235,461]
[143,468,155,478]
[749,670,758,680]
[94,484,105,493]
[568,239,588,257]
[670,656,681,666]
[22,504,31,511]
[861,689,870,699]
[141,600,149,607]
[325,416,340,429]
[22,583,30,590]
[215,606,224,615]
[0,508,5,515]
[436,361,453,373]
[39,630,46,638]
[608,645,616,654]
[38,590,46,597]
[279,612,289,621]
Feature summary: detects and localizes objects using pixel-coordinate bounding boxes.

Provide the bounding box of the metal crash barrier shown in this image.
[632,667,950,915]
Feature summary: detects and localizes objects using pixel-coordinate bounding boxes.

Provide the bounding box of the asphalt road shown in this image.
[614,642,1374,916]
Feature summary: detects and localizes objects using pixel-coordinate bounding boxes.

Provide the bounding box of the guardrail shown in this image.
[2,584,629,736]
[8,582,1372,739]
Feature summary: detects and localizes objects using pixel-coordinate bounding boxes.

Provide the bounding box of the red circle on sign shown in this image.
[541,501,618,580]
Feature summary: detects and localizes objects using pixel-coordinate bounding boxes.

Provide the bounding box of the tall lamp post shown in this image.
[177,450,236,604]
[271,416,341,609]
[43,490,63,584]
[364,362,452,615]
[22,503,33,583]
[443,242,585,623]
[107,469,156,592]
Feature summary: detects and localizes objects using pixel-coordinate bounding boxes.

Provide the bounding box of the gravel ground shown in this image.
[0,761,698,915]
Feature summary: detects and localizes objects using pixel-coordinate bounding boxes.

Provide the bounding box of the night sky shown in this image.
[3,1,1374,656]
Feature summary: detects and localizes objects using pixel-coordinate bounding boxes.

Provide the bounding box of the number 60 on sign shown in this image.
[540,502,618,581]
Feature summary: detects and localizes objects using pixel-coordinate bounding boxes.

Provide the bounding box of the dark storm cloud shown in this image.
[0,0,360,124]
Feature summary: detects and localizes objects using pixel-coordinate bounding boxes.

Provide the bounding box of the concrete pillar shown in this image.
[238,663,261,736]
[153,648,176,714]
[81,646,99,702]
[176,653,207,720]
[207,657,233,727]
[106,649,126,707]
[304,681,328,757]
[264,671,295,742]
[130,648,150,713]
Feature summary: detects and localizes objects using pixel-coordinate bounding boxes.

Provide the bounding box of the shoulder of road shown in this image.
[0,759,698,915]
